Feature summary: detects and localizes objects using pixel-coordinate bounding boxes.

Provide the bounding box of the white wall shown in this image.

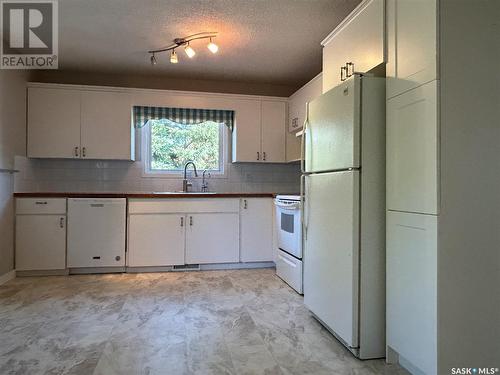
[0,71,29,278]
[438,0,500,372]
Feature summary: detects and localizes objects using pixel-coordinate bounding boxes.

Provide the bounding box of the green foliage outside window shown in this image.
[149,119,222,171]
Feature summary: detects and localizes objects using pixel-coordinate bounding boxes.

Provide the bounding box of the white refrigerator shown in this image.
[302,74,386,359]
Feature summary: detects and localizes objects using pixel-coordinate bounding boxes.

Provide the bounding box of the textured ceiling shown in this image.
[57,0,361,88]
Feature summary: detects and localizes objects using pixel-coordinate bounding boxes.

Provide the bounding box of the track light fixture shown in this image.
[207,38,218,54]
[148,32,218,65]
[184,42,196,58]
[150,53,157,66]
[170,49,178,64]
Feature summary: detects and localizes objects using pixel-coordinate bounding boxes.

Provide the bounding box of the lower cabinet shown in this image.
[185,213,239,264]
[15,198,67,272]
[127,198,273,267]
[386,210,437,375]
[128,214,185,267]
[16,215,66,271]
[240,198,273,262]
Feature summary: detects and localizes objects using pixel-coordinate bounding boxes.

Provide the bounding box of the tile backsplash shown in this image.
[14,156,301,194]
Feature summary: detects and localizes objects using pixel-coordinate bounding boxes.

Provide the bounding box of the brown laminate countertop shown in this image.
[13,192,280,199]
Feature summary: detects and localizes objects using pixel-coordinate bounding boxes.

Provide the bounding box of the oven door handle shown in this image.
[274,201,301,210]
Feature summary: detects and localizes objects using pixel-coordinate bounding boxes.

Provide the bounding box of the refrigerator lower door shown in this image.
[304,76,361,173]
[303,171,360,348]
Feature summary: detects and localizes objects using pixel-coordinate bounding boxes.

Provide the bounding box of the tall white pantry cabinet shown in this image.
[385,1,499,374]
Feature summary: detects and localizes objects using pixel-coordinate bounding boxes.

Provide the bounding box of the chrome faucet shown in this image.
[183,161,198,192]
[201,170,211,192]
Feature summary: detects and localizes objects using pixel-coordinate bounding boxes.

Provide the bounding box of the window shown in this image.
[144,118,226,175]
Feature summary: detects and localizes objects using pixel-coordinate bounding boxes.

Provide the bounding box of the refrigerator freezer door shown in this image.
[305,76,361,173]
[303,171,360,348]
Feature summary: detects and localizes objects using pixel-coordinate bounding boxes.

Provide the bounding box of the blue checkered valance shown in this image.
[133,106,234,131]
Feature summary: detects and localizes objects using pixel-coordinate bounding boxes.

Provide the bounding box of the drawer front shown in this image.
[16,198,67,215]
[276,250,303,294]
[128,198,240,214]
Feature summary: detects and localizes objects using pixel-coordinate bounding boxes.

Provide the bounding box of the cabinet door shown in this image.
[81,91,134,160]
[386,0,437,98]
[240,198,273,262]
[27,88,81,158]
[16,215,66,271]
[261,100,286,163]
[232,100,262,162]
[128,214,185,267]
[387,81,438,214]
[386,211,437,375]
[322,0,385,92]
[185,213,239,264]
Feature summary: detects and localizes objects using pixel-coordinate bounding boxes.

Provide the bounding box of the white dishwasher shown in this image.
[67,198,126,269]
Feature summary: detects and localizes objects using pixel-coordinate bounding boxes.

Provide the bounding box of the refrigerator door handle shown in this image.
[301,174,309,240]
[300,102,309,174]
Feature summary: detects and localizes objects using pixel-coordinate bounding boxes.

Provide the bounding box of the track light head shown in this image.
[207,38,218,54]
[170,49,178,64]
[184,43,196,58]
[150,54,157,66]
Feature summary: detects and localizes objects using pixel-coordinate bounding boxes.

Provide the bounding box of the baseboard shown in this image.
[69,267,126,275]
[126,262,275,273]
[17,269,69,277]
[200,262,275,270]
[0,270,16,285]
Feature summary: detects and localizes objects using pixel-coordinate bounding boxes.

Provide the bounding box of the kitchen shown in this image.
[0,0,498,374]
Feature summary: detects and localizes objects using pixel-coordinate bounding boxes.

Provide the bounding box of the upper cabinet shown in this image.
[27,86,135,160]
[322,0,385,93]
[80,91,134,160]
[286,73,322,162]
[288,73,322,133]
[386,0,437,99]
[27,88,82,159]
[232,99,286,163]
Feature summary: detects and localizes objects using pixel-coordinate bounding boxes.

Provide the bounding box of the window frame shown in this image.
[141,119,228,179]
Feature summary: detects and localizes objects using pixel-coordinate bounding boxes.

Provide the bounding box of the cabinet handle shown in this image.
[35,201,48,205]
[340,66,347,81]
[346,62,354,77]
[189,216,193,226]
[180,217,184,227]
[257,151,260,161]
[244,199,247,209]
[74,146,79,157]
[59,217,64,228]
[82,147,86,158]
[263,152,266,161]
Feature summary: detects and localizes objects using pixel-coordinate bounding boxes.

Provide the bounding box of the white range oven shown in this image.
[274,195,303,294]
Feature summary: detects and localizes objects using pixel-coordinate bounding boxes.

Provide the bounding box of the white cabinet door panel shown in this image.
[186,213,239,264]
[387,81,438,214]
[386,211,437,375]
[322,0,385,92]
[240,198,273,262]
[232,100,262,162]
[386,0,437,98]
[15,215,66,271]
[261,101,286,163]
[81,91,134,160]
[27,88,81,158]
[128,214,185,267]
